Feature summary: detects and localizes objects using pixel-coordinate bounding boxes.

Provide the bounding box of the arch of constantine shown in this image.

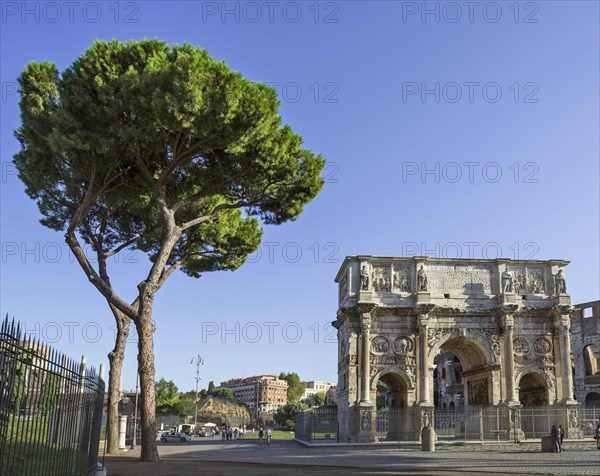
[333,256,579,443]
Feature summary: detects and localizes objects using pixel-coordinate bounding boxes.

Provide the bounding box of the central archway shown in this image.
[433,335,495,406]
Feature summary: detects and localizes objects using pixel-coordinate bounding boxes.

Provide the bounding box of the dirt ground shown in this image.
[101,455,539,476]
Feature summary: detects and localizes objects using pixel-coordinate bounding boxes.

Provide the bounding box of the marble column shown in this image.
[502,314,518,403]
[555,313,575,403]
[418,314,430,404]
[360,312,372,403]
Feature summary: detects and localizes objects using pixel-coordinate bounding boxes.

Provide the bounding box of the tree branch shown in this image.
[171,173,244,212]
[65,231,137,320]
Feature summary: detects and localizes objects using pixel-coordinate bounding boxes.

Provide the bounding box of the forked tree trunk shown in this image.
[137,302,160,462]
[106,308,130,453]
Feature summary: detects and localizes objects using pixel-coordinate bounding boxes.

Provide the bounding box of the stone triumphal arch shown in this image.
[333,256,578,442]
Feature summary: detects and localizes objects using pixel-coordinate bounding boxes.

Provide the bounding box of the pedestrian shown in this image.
[234,428,238,440]
[550,425,561,453]
[222,428,226,440]
[258,428,264,445]
[558,425,564,450]
[594,423,600,450]
[266,428,272,446]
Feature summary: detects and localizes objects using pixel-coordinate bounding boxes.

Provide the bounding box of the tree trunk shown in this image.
[136,300,160,462]
[106,308,130,453]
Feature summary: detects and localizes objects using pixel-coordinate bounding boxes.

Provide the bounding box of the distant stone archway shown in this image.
[583,345,599,376]
[584,392,600,406]
[334,256,577,443]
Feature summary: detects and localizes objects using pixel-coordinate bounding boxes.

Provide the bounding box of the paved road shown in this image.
[102,439,600,475]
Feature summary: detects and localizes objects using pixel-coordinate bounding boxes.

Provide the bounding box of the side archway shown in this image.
[516,369,552,406]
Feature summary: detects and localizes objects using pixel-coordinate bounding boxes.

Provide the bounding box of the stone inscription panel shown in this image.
[427,263,496,295]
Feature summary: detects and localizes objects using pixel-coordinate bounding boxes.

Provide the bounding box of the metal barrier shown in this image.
[0,317,105,476]
[297,404,600,443]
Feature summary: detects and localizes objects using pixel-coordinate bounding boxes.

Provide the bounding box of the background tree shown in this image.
[207,381,216,393]
[175,391,197,417]
[208,387,234,400]
[38,373,56,416]
[14,39,324,462]
[274,401,308,430]
[311,391,327,407]
[155,378,179,414]
[279,372,306,402]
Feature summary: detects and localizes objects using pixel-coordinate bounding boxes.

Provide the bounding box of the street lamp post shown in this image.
[130,371,139,450]
[191,355,204,428]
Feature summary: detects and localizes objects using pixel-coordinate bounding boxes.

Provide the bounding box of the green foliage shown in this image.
[376,381,389,409]
[207,381,216,393]
[14,39,325,282]
[209,387,234,400]
[312,391,327,407]
[38,374,56,415]
[175,391,196,417]
[9,350,37,414]
[155,378,179,414]
[279,372,305,402]
[274,401,308,430]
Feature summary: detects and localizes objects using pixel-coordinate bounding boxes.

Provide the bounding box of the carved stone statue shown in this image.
[360,411,371,431]
[554,269,567,294]
[502,267,513,293]
[400,274,410,292]
[528,271,545,294]
[417,265,428,292]
[513,273,522,294]
[360,265,369,290]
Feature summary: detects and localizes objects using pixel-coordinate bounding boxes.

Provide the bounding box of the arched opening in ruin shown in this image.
[434,350,464,409]
[583,345,599,376]
[518,372,549,406]
[584,392,600,406]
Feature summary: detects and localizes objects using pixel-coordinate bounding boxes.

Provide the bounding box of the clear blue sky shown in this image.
[1,1,598,392]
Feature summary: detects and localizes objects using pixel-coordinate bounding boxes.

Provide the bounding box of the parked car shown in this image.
[160,431,191,442]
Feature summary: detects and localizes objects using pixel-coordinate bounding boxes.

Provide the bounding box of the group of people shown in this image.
[220,427,242,440]
[550,423,600,452]
[258,428,272,445]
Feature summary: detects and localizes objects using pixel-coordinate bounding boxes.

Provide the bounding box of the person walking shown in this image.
[550,425,561,453]
[558,425,564,451]
[594,423,600,450]
[258,428,264,445]
[266,428,272,446]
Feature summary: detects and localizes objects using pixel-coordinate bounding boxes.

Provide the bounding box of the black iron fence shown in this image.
[295,407,339,443]
[0,317,105,476]
[296,404,600,444]
[435,405,516,441]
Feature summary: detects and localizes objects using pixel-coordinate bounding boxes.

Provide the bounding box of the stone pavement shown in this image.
[102,439,600,475]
